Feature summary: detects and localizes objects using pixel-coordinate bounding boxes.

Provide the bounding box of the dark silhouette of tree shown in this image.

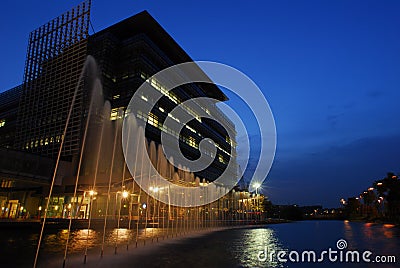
[345,197,361,218]
[374,172,400,221]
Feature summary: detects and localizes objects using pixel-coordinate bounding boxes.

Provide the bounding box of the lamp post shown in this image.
[115,189,129,254]
[253,183,261,222]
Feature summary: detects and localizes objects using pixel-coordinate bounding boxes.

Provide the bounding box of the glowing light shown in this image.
[142,203,147,209]
[54,205,59,210]
[20,206,24,211]
[68,204,72,209]
[377,182,383,186]
[368,187,374,191]
[150,186,159,193]
[384,224,395,228]
[253,183,261,189]
[38,206,42,211]
[89,190,97,196]
[122,190,129,198]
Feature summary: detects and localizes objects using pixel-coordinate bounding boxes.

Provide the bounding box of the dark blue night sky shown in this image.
[1,0,399,207]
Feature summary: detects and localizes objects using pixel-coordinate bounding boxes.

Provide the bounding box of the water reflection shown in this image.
[230,227,286,268]
[227,221,400,268]
[1,221,399,267]
[32,226,177,256]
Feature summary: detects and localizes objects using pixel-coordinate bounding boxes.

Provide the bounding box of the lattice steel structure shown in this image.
[15,0,91,160]
[0,85,22,148]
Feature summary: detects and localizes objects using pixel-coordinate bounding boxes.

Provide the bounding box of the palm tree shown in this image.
[374,172,400,222]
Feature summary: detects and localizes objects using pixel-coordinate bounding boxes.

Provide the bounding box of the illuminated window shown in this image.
[141,95,148,102]
[168,113,180,123]
[141,72,181,105]
[137,110,147,120]
[188,136,198,148]
[159,107,165,113]
[147,112,159,128]
[141,72,205,123]
[110,107,125,121]
[186,125,197,133]
[0,119,5,127]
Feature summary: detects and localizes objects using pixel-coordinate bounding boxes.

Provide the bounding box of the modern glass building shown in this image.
[0,1,257,222]
[0,85,22,148]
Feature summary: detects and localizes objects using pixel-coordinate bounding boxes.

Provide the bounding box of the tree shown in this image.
[374,172,400,221]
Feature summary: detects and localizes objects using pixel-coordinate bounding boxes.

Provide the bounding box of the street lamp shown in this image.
[253,183,261,222]
[253,183,261,193]
[89,190,97,196]
[122,190,129,199]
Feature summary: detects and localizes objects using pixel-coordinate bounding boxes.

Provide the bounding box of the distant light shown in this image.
[377,182,383,186]
[384,224,395,228]
[38,206,42,211]
[368,187,374,191]
[89,190,97,196]
[20,206,24,211]
[54,205,59,210]
[142,203,147,209]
